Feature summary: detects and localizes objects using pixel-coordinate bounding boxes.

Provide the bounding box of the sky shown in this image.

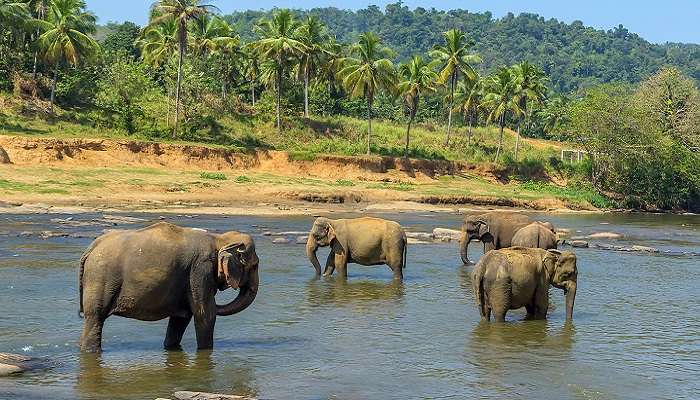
[85,0,700,44]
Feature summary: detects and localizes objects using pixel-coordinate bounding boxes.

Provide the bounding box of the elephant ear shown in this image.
[218,242,245,290]
[315,218,336,243]
[543,249,562,276]
[476,218,491,240]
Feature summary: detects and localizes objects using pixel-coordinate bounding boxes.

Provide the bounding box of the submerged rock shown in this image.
[295,236,308,244]
[629,245,660,253]
[173,391,251,400]
[0,353,47,376]
[567,240,589,248]
[432,228,461,242]
[405,231,433,241]
[271,237,290,244]
[588,232,624,239]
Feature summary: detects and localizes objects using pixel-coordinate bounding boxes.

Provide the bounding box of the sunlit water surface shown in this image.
[0,211,698,399]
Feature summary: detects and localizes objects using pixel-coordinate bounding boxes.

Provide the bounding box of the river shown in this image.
[0,211,698,399]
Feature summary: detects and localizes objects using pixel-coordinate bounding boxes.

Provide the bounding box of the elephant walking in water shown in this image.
[306,217,407,280]
[511,222,558,249]
[472,247,577,322]
[78,222,260,352]
[459,212,533,264]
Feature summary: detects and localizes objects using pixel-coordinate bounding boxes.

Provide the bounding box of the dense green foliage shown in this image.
[1,1,699,210]
[226,3,700,92]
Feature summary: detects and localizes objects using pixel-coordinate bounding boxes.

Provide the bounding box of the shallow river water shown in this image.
[0,211,698,399]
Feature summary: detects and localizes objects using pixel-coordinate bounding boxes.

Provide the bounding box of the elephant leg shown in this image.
[489,278,511,322]
[322,252,336,277]
[164,315,192,350]
[533,284,550,320]
[193,312,215,350]
[334,252,348,279]
[80,313,105,353]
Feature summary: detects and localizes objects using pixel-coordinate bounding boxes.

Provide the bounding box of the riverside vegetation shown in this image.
[0,1,698,211]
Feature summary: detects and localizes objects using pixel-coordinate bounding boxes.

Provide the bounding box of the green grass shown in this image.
[234,175,252,183]
[334,179,355,187]
[200,172,227,180]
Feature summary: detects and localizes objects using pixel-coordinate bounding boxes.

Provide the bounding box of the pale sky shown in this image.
[86,0,700,44]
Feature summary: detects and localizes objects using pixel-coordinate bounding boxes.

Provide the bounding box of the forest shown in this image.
[0,0,699,211]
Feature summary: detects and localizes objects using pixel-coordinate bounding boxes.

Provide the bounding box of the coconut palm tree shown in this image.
[338,31,396,156]
[189,14,237,57]
[297,15,329,118]
[430,28,481,146]
[454,72,483,146]
[480,66,522,162]
[398,55,437,158]
[0,0,27,23]
[25,0,49,79]
[250,9,306,131]
[33,0,98,112]
[148,0,218,138]
[512,61,548,159]
[242,48,260,106]
[137,18,178,126]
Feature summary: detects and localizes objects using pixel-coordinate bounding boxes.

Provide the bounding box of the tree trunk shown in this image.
[221,83,226,100]
[166,87,171,128]
[515,122,521,161]
[468,112,473,146]
[251,81,256,106]
[366,96,372,156]
[49,64,58,113]
[276,63,282,131]
[405,110,414,159]
[32,51,39,80]
[494,114,504,162]
[445,72,455,146]
[303,64,309,118]
[173,43,184,139]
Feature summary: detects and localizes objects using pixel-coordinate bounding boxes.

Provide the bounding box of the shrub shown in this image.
[200,172,227,180]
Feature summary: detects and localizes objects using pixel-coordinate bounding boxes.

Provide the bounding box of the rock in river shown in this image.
[0,353,47,376]
[432,228,461,242]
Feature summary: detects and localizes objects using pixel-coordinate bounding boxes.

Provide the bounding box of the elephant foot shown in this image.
[164,343,183,351]
[79,343,102,353]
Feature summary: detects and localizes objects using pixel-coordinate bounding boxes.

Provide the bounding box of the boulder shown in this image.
[295,235,308,244]
[629,245,659,253]
[405,232,434,241]
[271,237,290,244]
[432,228,461,242]
[0,146,11,164]
[0,353,47,376]
[567,240,589,248]
[588,232,624,239]
[173,391,249,400]
[0,363,23,376]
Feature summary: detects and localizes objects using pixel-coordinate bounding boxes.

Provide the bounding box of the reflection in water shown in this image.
[305,277,405,308]
[76,351,257,400]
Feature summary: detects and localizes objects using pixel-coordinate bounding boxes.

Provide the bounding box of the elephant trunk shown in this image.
[216,266,259,316]
[565,281,576,320]
[460,234,472,265]
[306,235,321,276]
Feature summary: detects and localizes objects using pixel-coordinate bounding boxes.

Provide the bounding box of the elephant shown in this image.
[472,247,577,322]
[459,211,533,264]
[306,217,407,280]
[511,222,558,249]
[78,222,260,352]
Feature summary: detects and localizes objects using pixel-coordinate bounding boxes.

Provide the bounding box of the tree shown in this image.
[250,9,306,131]
[512,61,547,159]
[102,21,141,58]
[454,72,482,146]
[480,66,521,162]
[429,28,480,146]
[398,55,437,158]
[148,0,218,138]
[538,95,570,138]
[297,15,329,118]
[138,18,177,126]
[339,31,396,155]
[34,0,98,112]
[189,14,237,57]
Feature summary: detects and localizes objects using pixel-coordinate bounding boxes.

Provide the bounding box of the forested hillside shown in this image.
[226,3,700,92]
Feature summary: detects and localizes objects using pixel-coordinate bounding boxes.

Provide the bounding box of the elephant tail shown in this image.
[402,233,408,269]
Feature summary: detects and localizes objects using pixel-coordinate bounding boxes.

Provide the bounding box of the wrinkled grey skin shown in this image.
[78,222,260,353]
[460,212,533,264]
[306,217,407,280]
[511,222,558,249]
[472,247,577,322]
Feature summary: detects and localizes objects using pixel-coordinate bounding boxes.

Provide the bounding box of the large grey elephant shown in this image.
[459,212,533,264]
[472,247,577,322]
[78,222,260,352]
[511,222,558,249]
[306,217,407,280]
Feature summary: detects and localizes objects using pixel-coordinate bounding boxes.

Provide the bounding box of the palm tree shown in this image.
[430,29,481,146]
[189,14,237,57]
[148,0,218,138]
[454,72,482,146]
[250,9,306,131]
[480,66,522,162]
[33,0,98,112]
[398,55,437,158]
[138,18,178,126]
[26,0,49,79]
[512,61,548,159]
[0,1,28,61]
[242,48,260,106]
[539,95,570,135]
[297,15,329,118]
[339,31,396,156]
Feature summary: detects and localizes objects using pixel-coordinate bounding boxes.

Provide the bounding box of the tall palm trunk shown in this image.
[32,51,39,80]
[467,112,473,146]
[445,72,456,146]
[49,64,58,112]
[515,122,521,161]
[251,83,255,106]
[166,87,171,128]
[276,61,282,131]
[173,42,184,139]
[303,63,310,118]
[494,113,504,162]
[366,96,373,156]
[405,107,415,159]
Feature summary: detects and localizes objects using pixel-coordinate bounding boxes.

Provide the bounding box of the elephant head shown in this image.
[215,232,260,316]
[543,250,577,320]
[460,217,492,265]
[306,217,336,276]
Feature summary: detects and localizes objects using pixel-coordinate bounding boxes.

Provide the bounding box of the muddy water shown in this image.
[0,211,698,399]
